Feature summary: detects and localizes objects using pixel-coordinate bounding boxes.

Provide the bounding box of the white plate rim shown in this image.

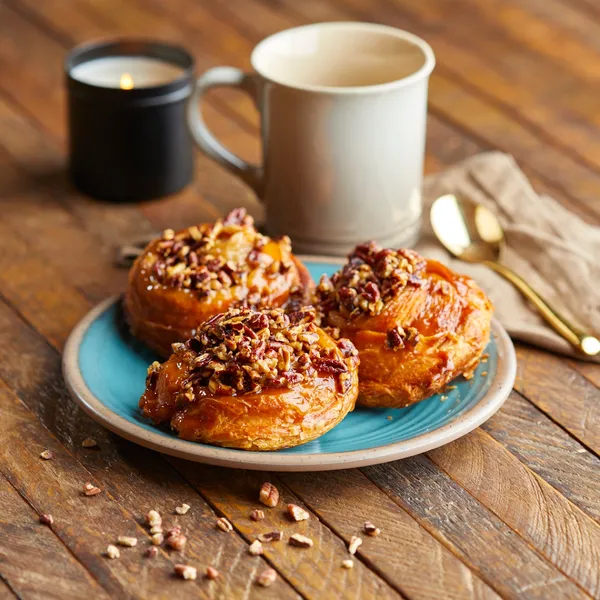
[63,295,516,472]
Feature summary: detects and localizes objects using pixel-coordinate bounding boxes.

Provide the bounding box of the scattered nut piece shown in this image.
[256,568,277,587]
[386,416,393,421]
[440,395,448,402]
[363,521,381,537]
[40,449,53,460]
[146,546,158,558]
[259,482,279,508]
[257,531,283,543]
[166,532,187,551]
[341,559,354,569]
[106,544,120,559]
[287,503,309,522]
[481,371,488,377]
[348,536,362,555]
[81,438,98,448]
[145,510,162,528]
[175,503,190,515]
[289,533,313,548]
[151,532,164,546]
[150,525,163,534]
[83,482,102,496]
[174,564,197,580]
[117,536,138,547]
[250,509,265,521]
[206,566,220,580]
[39,513,54,526]
[248,540,264,556]
[216,517,233,532]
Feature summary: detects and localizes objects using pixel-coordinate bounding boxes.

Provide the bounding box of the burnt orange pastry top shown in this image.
[124,208,313,356]
[316,242,493,408]
[140,307,359,451]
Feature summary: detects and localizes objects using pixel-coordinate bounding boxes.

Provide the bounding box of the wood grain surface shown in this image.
[0,0,598,598]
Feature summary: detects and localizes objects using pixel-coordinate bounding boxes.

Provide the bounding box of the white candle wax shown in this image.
[70,56,185,89]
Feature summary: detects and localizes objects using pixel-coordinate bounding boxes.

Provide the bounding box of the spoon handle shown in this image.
[483,260,600,356]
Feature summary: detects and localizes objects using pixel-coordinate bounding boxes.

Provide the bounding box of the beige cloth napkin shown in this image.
[418,151,600,361]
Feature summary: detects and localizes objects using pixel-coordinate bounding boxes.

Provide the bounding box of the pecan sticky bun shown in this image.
[124,208,313,357]
[315,242,493,408]
[139,307,359,450]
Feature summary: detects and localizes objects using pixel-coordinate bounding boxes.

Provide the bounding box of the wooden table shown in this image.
[0,1,599,598]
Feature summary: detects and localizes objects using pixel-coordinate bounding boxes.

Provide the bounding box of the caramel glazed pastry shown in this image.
[140,307,359,451]
[124,208,313,357]
[316,242,493,409]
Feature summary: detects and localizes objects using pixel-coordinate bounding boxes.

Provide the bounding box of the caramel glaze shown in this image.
[327,259,493,408]
[140,330,359,451]
[125,227,313,358]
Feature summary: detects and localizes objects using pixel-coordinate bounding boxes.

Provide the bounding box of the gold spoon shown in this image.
[430,193,600,356]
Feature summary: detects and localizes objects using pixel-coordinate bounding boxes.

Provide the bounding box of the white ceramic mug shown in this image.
[188,22,435,255]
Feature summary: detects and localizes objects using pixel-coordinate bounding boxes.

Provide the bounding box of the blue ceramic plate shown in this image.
[63,258,516,471]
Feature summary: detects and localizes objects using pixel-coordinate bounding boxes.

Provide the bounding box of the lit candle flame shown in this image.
[120,73,134,90]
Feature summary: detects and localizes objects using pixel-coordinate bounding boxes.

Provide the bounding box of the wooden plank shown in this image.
[0,579,16,600]
[173,463,406,600]
[362,457,589,599]
[278,469,500,600]
[0,474,111,600]
[0,379,199,600]
[483,391,600,524]
[567,360,600,390]
[427,427,600,597]
[514,346,600,455]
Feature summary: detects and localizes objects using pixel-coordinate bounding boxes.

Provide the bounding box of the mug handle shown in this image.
[187,67,263,197]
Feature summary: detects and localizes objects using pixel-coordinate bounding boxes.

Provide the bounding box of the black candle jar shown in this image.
[66,40,195,202]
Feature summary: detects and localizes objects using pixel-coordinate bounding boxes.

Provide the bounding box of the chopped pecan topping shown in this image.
[175,503,190,515]
[248,540,264,555]
[83,482,101,496]
[216,517,233,532]
[363,521,381,536]
[166,531,187,550]
[348,536,362,555]
[145,510,162,528]
[256,568,277,587]
[250,509,265,521]
[260,482,279,508]
[287,504,309,522]
[174,564,197,580]
[316,243,426,319]
[386,325,420,350]
[257,531,283,543]
[150,308,358,397]
[289,533,313,548]
[148,208,294,308]
[39,513,54,526]
[117,536,137,547]
[151,532,164,546]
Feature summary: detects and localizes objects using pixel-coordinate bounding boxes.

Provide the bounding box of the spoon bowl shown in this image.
[430,193,504,263]
[429,193,600,356]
